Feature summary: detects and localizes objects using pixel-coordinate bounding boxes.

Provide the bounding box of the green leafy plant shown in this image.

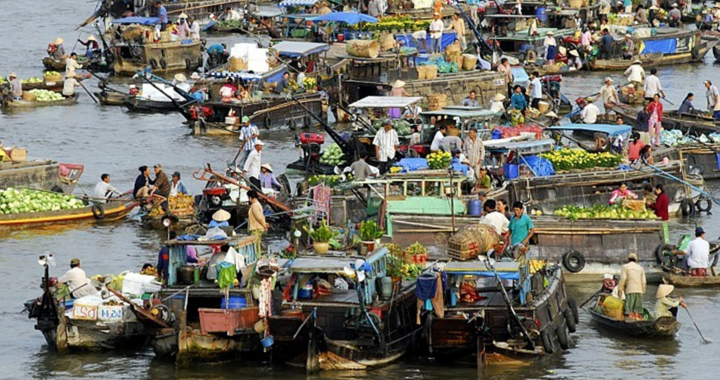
[359,220,384,241]
[304,220,337,243]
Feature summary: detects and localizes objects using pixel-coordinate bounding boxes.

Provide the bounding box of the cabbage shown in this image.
[0,188,85,214]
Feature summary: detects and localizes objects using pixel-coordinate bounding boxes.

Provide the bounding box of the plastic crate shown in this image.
[198,307,259,336]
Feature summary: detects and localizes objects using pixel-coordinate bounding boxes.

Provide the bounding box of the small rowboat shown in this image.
[0,199,136,227]
[588,53,663,71]
[2,94,79,109]
[663,273,720,287]
[96,91,127,106]
[586,293,680,338]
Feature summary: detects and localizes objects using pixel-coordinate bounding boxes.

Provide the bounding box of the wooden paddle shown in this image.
[673,288,711,344]
[78,81,98,103]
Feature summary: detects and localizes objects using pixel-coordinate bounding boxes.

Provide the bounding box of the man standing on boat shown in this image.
[675,227,710,276]
[94,173,122,201]
[599,77,619,121]
[599,29,614,60]
[247,190,269,254]
[617,253,646,320]
[508,201,535,249]
[479,199,509,236]
[527,71,543,110]
[8,73,22,100]
[580,99,600,124]
[65,53,83,78]
[150,164,171,211]
[243,140,264,190]
[237,116,259,169]
[643,68,665,102]
[156,1,168,30]
[373,119,400,175]
[429,12,444,54]
[62,73,81,97]
[624,60,645,91]
[463,129,484,185]
[704,80,720,120]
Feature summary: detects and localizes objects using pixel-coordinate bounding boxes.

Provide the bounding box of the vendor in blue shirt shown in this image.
[209,209,231,228]
[599,28,614,60]
[508,201,535,247]
[510,85,528,111]
[156,1,168,30]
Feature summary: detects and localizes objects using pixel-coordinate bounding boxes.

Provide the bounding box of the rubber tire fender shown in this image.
[695,198,712,213]
[568,297,579,324]
[562,250,585,273]
[540,329,557,354]
[91,204,105,219]
[556,323,570,350]
[680,198,696,217]
[149,58,159,70]
[525,50,537,63]
[159,58,167,69]
[564,308,576,333]
[186,58,193,69]
[655,243,676,265]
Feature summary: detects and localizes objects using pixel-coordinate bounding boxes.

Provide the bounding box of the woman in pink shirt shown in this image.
[627,133,646,162]
[647,94,664,146]
[609,183,638,205]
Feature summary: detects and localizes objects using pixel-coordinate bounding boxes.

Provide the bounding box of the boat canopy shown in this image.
[442,260,521,280]
[272,41,330,57]
[111,17,159,25]
[255,8,284,18]
[279,0,318,7]
[547,123,631,137]
[350,96,424,109]
[486,138,555,154]
[421,108,498,119]
[311,12,378,24]
[289,248,387,274]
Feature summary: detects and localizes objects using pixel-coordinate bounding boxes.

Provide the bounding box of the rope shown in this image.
[638,160,720,205]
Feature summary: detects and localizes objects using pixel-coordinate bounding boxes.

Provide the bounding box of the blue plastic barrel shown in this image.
[504,164,519,179]
[222,295,247,309]
[468,199,483,216]
[491,129,502,139]
[298,282,314,299]
[536,7,548,23]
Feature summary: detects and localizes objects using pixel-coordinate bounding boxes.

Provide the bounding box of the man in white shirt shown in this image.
[59,258,96,298]
[430,125,446,152]
[677,227,710,276]
[62,74,81,96]
[479,199,510,235]
[65,52,83,78]
[225,7,242,20]
[243,140,264,190]
[94,173,122,200]
[527,71,543,109]
[624,60,645,90]
[429,13,444,54]
[643,67,665,101]
[705,80,720,120]
[189,17,200,40]
[373,120,399,175]
[237,117,259,169]
[581,100,600,124]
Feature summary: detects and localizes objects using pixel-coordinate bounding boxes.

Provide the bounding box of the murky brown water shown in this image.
[2,0,720,378]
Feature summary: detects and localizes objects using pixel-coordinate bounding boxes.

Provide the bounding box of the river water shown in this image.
[1,0,720,378]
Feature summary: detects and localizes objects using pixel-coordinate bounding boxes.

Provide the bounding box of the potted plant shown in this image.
[304,220,336,254]
[359,220,384,253]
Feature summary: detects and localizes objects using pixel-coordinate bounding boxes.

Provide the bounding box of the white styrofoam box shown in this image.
[122,273,162,295]
[248,48,270,73]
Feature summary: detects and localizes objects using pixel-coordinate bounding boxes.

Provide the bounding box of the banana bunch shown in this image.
[529,260,547,274]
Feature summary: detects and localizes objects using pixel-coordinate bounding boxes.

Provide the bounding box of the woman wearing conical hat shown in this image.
[654,284,686,319]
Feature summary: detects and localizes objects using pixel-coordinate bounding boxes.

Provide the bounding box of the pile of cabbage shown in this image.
[660,130,720,146]
[28,89,64,102]
[320,143,346,166]
[0,188,85,214]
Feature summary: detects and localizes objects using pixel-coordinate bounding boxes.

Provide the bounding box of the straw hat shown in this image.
[545,111,558,118]
[569,49,579,57]
[649,5,659,10]
[493,93,506,101]
[656,284,674,299]
[70,258,81,266]
[8,72,16,78]
[54,37,64,45]
[605,77,613,83]
[190,72,201,80]
[179,12,189,18]
[212,209,231,222]
[558,46,567,56]
[546,31,554,35]
[174,73,187,82]
[261,163,273,173]
[391,80,406,88]
[254,139,265,146]
[87,35,97,42]
[671,3,677,7]
[627,252,638,261]
[633,59,642,64]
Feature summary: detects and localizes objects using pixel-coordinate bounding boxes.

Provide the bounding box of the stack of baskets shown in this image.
[427,93,448,111]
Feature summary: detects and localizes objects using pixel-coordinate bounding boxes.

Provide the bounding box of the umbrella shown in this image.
[311,12,378,25]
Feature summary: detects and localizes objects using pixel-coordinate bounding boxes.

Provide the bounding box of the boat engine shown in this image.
[296,133,325,166]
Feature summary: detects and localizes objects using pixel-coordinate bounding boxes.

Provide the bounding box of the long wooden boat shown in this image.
[588,53,663,71]
[96,91,127,106]
[663,273,720,287]
[0,199,136,227]
[112,40,203,76]
[428,261,576,367]
[586,293,680,338]
[42,56,111,73]
[0,160,83,194]
[611,103,720,135]
[124,96,191,113]
[268,248,421,373]
[2,94,79,109]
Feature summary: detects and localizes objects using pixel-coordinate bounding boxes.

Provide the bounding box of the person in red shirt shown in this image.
[627,132,645,162]
[648,184,669,220]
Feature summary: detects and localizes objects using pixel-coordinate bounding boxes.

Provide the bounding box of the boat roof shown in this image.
[255,7,284,18]
[289,249,387,274]
[350,96,424,108]
[272,41,330,57]
[547,123,631,137]
[421,108,499,118]
[111,17,159,25]
[486,138,555,153]
[279,0,318,7]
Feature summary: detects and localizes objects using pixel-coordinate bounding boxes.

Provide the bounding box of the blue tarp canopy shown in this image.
[486,138,555,153]
[311,12,378,24]
[547,124,632,137]
[272,41,330,57]
[640,38,677,54]
[111,17,159,25]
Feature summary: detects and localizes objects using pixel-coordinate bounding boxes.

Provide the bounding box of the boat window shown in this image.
[387,181,406,197]
[406,181,422,196]
[424,181,441,197]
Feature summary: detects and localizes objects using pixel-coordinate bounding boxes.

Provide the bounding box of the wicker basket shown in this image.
[427,93,447,111]
[448,225,500,261]
[425,65,438,80]
[417,66,428,80]
[623,199,646,212]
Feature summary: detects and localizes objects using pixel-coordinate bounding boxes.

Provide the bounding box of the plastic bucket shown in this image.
[468,199,482,216]
[222,295,247,309]
[298,282,314,299]
[64,300,74,309]
[504,164,519,179]
[261,335,275,347]
[491,129,503,139]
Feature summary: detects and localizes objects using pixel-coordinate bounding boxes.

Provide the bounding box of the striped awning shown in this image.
[278,0,318,7]
[207,71,264,81]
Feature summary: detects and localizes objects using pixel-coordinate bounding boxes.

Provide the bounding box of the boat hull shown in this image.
[588,53,663,71]
[2,94,79,109]
[664,273,720,287]
[0,160,83,194]
[112,41,202,76]
[587,295,680,338]
[0,200,134,227]
[96,91,127,106]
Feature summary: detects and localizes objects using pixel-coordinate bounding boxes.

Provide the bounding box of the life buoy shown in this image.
[556,323,570,350]
[540,329,557,353]
[564,308,576,333]
[264,115,272,129]
[568,297,579,324]
[149,58,159,69]
[159,58,167,69]
[562,250,585,273]
[695,198,712,213]
[655,243,676,265]
[525,50,537,63]
[91,204,105,219]
[680,198,696,217]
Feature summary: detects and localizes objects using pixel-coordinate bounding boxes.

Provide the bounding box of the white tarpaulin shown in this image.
[350,96,424,109]
[229,43,270,73]
[140,83,184,101]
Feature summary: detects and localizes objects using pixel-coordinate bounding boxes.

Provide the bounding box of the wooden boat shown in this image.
[124,96,191,113]
[42,56,111,73]
[22,80,64,92]
[586,293,680,338]
[587,53,663,71]
[0,199,136,227]
[663,273,720,287]
[2,94,79,110]
[112,39,203,76]
[427,260,577,367]
[96,91,127,106]
[0,160,83,194]
[267,248,421,373]
[611,103,720,135]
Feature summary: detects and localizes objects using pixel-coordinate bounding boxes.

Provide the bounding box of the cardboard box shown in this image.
[10,148,27,162]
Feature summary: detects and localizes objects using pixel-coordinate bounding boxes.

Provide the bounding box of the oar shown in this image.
[674,288,712,344]
[661,97,675,105]
[579,289,602,308]
[78,81,98,103]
